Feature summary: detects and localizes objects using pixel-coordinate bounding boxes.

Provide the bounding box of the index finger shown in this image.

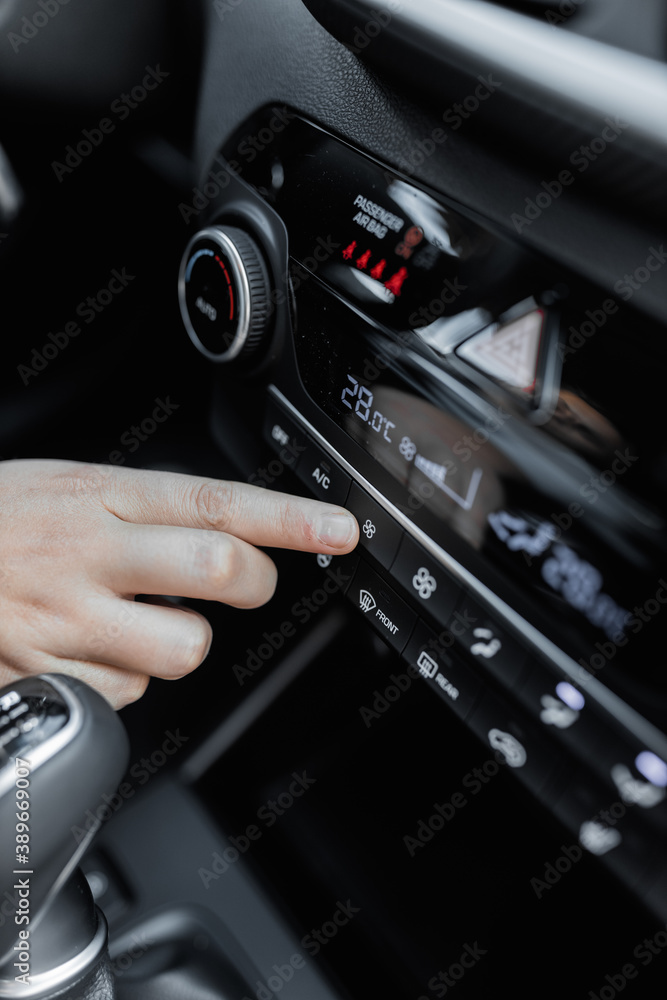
[97,466,359,552]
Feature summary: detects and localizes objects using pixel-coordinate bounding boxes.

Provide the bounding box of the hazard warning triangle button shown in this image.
[456,310,544,394]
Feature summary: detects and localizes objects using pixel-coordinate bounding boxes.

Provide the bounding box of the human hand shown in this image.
[0,459,358,708]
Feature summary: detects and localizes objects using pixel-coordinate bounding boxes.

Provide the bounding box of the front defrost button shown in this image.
[348,562,417,653]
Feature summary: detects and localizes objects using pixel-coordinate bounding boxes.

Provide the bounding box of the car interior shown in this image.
[1,0,667,997]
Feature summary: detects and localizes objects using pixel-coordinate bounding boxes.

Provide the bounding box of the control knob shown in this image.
[178,225,272,362]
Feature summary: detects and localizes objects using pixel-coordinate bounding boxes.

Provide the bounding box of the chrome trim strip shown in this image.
[268,384,667,759]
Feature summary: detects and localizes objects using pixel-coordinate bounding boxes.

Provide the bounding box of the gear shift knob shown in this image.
[0,675,129,997]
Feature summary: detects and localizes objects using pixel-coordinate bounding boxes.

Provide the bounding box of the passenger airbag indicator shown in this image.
[229,115,506,330]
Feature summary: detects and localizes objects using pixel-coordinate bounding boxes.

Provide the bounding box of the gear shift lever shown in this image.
[0,675,129,999]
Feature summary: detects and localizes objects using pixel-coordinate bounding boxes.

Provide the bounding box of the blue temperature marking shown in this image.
[186,248,214,282]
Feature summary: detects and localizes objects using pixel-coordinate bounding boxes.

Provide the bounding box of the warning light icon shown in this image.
[356,249,372,270]
[384,267,409,297]
[456,310,544,394]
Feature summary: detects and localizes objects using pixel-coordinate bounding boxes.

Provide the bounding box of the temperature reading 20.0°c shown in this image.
[341,375,395,441]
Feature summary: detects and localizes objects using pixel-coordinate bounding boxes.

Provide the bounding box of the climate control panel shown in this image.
[264,386,667,920]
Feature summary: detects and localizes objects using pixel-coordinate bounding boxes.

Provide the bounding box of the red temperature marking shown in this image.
[370,259,387,280]
[343,241,357,260]
[215,255,234,320]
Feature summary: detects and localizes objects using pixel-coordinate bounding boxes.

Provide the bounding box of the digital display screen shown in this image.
[335,371,487,541]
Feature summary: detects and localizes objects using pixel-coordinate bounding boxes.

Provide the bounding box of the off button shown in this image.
[296,439,351,505]
[347,562,417,653]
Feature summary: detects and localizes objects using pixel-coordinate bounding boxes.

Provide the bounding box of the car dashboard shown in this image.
[1,0,667,997]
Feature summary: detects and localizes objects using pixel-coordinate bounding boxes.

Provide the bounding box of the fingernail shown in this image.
[315,512,357,548]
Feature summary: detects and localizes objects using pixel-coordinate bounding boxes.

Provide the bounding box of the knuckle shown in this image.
[197,536,242,592]
[189,480,237,531]
[278,498,312,546]
[52,462,112,499]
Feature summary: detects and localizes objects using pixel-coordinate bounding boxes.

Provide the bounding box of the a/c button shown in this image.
[296,439,351,505]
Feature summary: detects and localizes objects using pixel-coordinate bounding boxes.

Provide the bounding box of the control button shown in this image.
[488,727,528,769]
[635,750,667,788]
[467,689,567,800]
[296,440,351,505]
[552,775,659,889]
[519,669,667,834]
[609,762,666,811]
[347,562,417,653]
[390,535,460,627]
[516,667,621,773]
[345,483,402,569]
[403,620,480,720]
[517,664,667,841]
[456,308,544,396]
[455,593,529,688]
[603,747,667,837]
[263,398,308,469]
